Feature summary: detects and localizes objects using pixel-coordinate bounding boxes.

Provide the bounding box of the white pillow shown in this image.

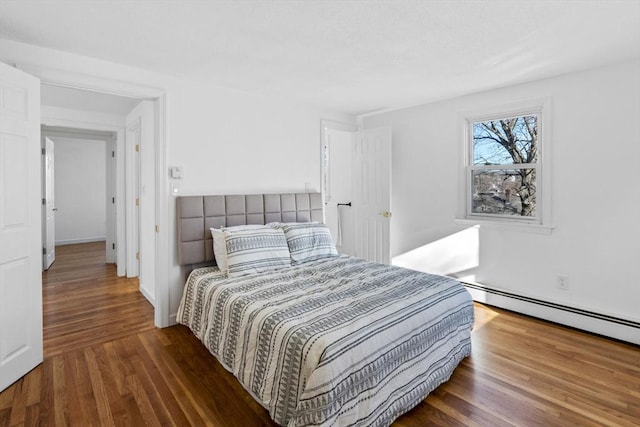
[279,222,338,264]
[224,227,291,277]
[210,224,270,273]
[210,228,228,272]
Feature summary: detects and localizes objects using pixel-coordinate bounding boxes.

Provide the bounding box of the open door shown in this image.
[42,136,55,270]
[125,100,155,304]
[0,62,44,391]
[353,127,392,264]
[124,116,140,278]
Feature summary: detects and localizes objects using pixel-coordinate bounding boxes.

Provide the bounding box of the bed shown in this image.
[176,193,474,427]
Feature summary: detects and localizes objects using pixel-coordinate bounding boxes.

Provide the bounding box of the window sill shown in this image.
[454,218,554,235]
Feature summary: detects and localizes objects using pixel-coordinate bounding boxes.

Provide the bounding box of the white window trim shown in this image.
[456,98,553,233]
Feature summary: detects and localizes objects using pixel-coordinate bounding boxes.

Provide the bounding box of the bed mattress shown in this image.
[177,255,473,426]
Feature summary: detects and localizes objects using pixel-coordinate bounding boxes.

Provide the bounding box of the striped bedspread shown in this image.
[177,255,473,426]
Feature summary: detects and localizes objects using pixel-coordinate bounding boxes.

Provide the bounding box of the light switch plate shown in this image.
[170,166,183,179]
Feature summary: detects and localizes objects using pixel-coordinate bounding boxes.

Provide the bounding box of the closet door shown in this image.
[353,127,392,264]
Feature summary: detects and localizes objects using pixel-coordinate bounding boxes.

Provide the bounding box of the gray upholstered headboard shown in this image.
[177,193,323,265]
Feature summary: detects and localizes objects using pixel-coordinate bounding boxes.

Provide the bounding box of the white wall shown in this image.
[52,137,106,245]
[362,60,640,330]
[166,81,355,317]
[0,39,355,324]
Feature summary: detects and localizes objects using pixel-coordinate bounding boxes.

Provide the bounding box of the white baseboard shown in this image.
[465,283,640,345]
[139,283,155,307]
[169,313,177,326]
[55,236,106,245]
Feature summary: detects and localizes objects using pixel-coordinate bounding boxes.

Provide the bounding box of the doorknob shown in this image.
[53,208,58,211]
[379,210,392,218]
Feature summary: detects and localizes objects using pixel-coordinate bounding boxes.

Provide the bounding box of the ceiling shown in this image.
[1,0,639,115]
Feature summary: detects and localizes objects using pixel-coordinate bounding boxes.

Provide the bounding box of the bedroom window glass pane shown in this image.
[472,115,538,166]
[471,169,536,217]
[467,111,541,221]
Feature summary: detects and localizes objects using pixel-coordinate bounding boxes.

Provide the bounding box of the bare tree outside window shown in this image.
[470,115,538,217]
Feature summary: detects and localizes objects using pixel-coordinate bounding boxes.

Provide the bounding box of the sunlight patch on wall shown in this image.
[392,225,479,277]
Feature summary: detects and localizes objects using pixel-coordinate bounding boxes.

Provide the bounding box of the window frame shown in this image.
[459,99,553,232]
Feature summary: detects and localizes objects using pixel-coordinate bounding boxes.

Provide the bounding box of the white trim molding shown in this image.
[55,236,107,246]
[458,97,553,230]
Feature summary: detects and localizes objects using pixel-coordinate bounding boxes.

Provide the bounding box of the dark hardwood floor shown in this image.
[41,242,156,357]
[0,242,638,426]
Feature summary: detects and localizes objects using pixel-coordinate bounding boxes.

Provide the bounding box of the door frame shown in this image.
[320,119,357,203]
[40,126,117,265]
[26,67,169,328]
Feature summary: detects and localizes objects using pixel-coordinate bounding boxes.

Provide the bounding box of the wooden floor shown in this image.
[40,242,156,357]
[1,243,638,426]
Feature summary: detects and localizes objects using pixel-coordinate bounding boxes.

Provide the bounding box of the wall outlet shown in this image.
[557,275,569,290]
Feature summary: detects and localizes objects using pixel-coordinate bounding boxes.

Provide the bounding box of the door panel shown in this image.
[124,117,140,278]
[354,127,392,264]
[0,61,43,392]
[43,137,55,269]
[125,100,155,304]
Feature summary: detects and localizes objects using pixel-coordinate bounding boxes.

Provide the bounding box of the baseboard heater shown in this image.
[462,282,640,344]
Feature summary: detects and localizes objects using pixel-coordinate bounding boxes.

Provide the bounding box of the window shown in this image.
[465,105,546,225]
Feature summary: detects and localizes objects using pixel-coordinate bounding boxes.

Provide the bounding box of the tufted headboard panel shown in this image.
[177,192,323,265]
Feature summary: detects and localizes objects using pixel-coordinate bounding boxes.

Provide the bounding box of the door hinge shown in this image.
[41,148,46,155]
[112,243,115,250]
[112,150,115,158]
[42,248,46,255]
[42,198,46,205]
[135,198,139,206]
[155,225,160,233]
[135,144,140,152]
[136,252,140,260]
[112,197,115,204]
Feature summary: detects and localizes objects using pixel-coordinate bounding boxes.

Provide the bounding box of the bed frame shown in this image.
[176,192,323,265]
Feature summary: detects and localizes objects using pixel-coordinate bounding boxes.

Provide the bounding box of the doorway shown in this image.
[41,127,117,270]
[35,77,168,328]
[321,120,393,264]
[40,84,156,305]
[321,121,357,256]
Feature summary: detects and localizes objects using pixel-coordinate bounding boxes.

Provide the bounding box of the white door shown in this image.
[125,101,155,304]
[0,62,43,391]
[353,127,392,264]
[42,136,55,270]
[105,137,116,264]
[125,117,140,278]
